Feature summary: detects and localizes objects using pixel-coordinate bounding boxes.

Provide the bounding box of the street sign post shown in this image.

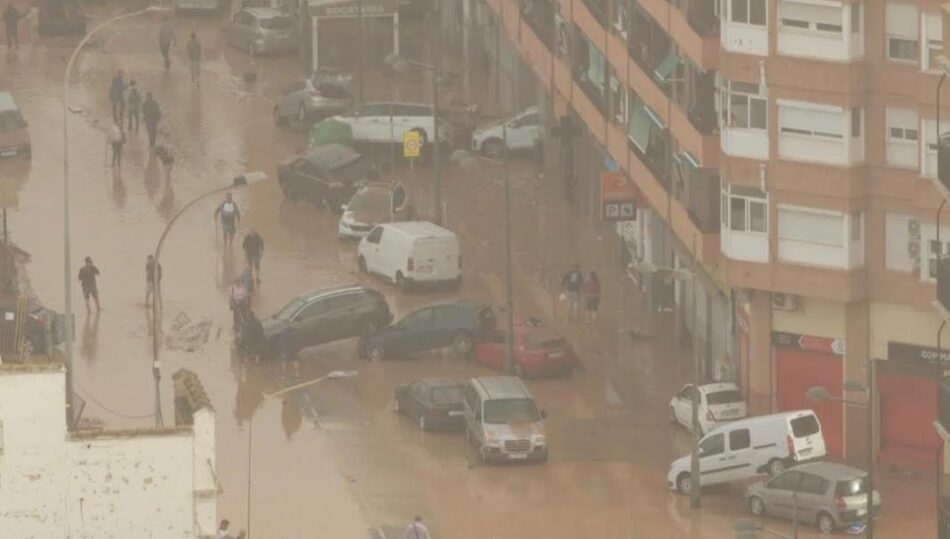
[403,131,421,159]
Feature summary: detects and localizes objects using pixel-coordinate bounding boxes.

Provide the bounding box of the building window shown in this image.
[731,0,766,26]
[886,3,920,63]
[779,0,843,34]
[612,0,629,38]
[850,211,863,241]
[779,102,843,139]
[722,185,768,234]
[923,12,944,71]
[851,107,861,137]
[725,81,767,130]
[610,73,628,126]
[885,107,919,168]
[850,3,861,33]
[929,240,950,279]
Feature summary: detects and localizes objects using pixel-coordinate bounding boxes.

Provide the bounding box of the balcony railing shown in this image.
[573,67,609,116]
[686,0,719,37]
[686,171,720,234]
[581,0,608,27]
[521,0,556,49]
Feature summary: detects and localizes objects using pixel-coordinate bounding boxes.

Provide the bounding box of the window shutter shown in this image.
[886,3,919,38]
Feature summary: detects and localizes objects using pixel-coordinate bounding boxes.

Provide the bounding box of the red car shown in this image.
[473,323,578,378]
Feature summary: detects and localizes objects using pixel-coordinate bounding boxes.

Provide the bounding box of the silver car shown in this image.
[224,8,297,56]
[273,79,353,125]
[745,462,881,534]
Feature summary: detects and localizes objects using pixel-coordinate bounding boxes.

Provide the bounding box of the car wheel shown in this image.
[514,362,525,378]
[816,511,836,534]
[482,138,504,159]
[748,496,766,517]
[273,105,285,126]
[368,344,385,362]
[395,272,409,291]
[767,458,786,477]
[676,472,692,494]
[361,321,377,337]
[418,414,428,431]
[452,331,473,355]
[298,104,307,124]
[358,256,367,274]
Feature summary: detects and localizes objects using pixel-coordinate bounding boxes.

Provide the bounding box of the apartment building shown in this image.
[442,0,950,472]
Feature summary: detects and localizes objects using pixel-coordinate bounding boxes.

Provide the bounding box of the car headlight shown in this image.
[532,434,546,446]
[342,211,354,223]
[485,431,498,443]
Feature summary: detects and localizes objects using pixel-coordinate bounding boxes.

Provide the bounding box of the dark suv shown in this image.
[262,285,392,358]
[277,143,375,212]
[357,300,495,361]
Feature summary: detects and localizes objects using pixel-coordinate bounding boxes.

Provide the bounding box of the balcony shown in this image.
[684,0,719,37]
[520,0,555,49]
[673,154,720,233]
[573,31,609,115]
[627,98,670,190]
[581,0,608,27]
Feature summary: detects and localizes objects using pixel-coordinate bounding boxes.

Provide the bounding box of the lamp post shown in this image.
[63,3,170,430]
[246,369,358,537]
[384,53,448,225]
[453,127,514,375]
[149,172,267,427]
[806,374,876,537]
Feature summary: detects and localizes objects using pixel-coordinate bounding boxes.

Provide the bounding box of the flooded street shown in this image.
[0,6,936,538]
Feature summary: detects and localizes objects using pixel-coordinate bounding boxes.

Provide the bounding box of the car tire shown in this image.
[361,321,377,337]
[358,256,367,274]
[395,272,409,292]
[816,511,836,534]
[676,472,692,494]
[452,331,473,355]
[368,344,385,362]
[298,104,308,124]
[273,105,285,126]
[767,458,786,477]
[418,414,428,431]
[482,138,504,159]
[748,496,766,517]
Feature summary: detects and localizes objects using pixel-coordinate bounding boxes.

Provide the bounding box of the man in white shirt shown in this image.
[404,516,430,539]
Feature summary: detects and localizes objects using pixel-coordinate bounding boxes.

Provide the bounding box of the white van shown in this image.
[667,410,826,493]
[462,376,548,464]
[357,222,461,291]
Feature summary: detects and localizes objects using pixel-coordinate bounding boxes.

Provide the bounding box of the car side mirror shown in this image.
[540,410,547,419]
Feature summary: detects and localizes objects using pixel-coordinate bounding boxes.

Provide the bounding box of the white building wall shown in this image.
[192,408,217,537]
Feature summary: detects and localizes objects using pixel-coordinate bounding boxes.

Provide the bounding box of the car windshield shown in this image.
[431,386,463,405]
[524,330,565,349]
[348,190,390,213]
[791,415,820,437]
[0,110,24,132]
[483,398,540,424]
[275,297,306,321]
[834,476,869,496]
[706,389,743,405]
[261,16,294,29]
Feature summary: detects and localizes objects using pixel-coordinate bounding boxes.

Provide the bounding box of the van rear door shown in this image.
[788,412,826,462]
[412,236,459,280]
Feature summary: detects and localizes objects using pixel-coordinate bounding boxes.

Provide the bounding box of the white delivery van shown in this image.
[357,222,461,291]
[462,376,548,463]
[667,410,826,494]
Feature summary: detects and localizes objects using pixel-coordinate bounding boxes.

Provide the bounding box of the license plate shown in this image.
[799,447,812,456]
[508,453,528,460]
[0,150,15,157]
[448,410,463,416]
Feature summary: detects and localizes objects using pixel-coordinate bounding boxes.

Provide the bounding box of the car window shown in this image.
[347,189,390,214]
[409,382,428,402]
[393,104,430,116]
[275,297,307,321]
[399,308,435,329]
[767,471,803,491]
[521,112,540,126]
[294,299,328,321]
[321,294,355,312]
[366,226,383,244]
[240,12,256,25]
[834,476,869,496]
[707,389,743,405]
[798,473,828,495]
[359,104,388,116]
[790,415,820,438]
[678,385,695,400]
[431,385,463,405]
[728,428,750,451]
[431,305,460,324]
[316,83,351,99]
[0,110,24,132]
[483,398,540,424]
[260,16,294,29]
[698,433,725,458]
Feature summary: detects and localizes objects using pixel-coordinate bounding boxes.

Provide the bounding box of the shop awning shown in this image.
[627,100,651,152]
[653,49,680,83]
[310,119,353,148]
[308,0,396,18]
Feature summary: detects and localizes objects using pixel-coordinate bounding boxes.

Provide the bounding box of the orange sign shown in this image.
[600,170,637,222]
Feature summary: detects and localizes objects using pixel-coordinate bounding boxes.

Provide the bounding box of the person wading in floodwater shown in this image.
[214,192,241,247]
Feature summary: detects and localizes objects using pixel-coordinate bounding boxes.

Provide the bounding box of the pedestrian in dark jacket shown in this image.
[143,92,161,147]
[3,2,23,48]
[78,257,101,311]
[561,264,582,322]
[158,17,173,69]
[242,230,264,283]
[187,33,202,88]
[145,254,162,306]
[583,270,601,324]
[126,79,142,133]
[109,70,126,123]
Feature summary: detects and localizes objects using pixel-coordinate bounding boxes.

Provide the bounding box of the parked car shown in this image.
[277,144,375,210]
[273,79,353,125]
[470,106,541,158]
[330,101,454,148]
[745,462,881,534]
[224,8,298,56]
[0,92,30,158]
[462,376,548,464]
[669,382,747,435]
[357,222,461,290]
[393,378,466,430]
[262,285,392,358]
[357,300,496,361]
[472,322,578,378]
[338,183,412,240]
[0,296,65,356]
[667,410,827,494]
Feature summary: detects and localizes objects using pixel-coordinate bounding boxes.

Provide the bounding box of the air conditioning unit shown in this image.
[771,293,800,312]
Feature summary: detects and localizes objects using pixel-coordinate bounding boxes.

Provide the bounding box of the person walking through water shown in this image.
[3,2,23,49]
[78,257,101,311]
[145,254,162,306]
[214,192,241,247]
[126,79,142,134]
[143,92,161,148]
[186,32,202,88]
[109,70,126,124]
[108,122,125,167]
[583,270,601,324]
[403,516,431,539]
[158,16,173,69]
[560,264,583,322]
[242,229,263,283]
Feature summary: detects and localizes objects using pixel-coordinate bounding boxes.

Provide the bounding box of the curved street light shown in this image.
[62,4,170,429]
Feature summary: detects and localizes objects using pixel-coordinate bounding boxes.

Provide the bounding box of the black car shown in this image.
[262,285,392,358]
[357,300,495,361]
[277,143,375,211]
[393,378,466,430]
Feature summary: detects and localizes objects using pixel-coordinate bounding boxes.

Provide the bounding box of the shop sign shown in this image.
[888,341,950,365]
[309,0,395,18]
[772,331,845,356]
[600,170,636,223]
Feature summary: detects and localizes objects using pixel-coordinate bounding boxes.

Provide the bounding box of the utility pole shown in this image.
[357,0,365,104]
[689,232,701,509]
[432,4,443,225]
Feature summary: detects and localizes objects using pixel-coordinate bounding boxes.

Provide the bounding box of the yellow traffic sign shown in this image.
[403,131,421,158]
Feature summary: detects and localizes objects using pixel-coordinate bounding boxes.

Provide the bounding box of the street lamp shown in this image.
[246,369,358,537]
[453,131,514,376]
[384,52,448,225]
[149,172,267,427]
[806,375,876,538]
[632,243,700,509]
[62,3,171,429]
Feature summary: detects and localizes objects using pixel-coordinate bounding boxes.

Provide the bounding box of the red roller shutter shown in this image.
[878,372,940,471]
[776,348,844,458]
